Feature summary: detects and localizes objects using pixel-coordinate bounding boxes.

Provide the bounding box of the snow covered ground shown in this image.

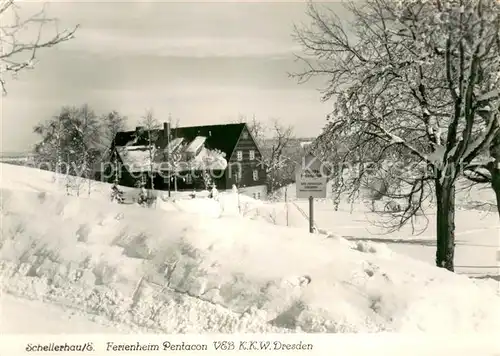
[265,182,499,277]
[283,200,498,277]
[1,163,499,337]
[0,293,138,334]
[159,181,499,277]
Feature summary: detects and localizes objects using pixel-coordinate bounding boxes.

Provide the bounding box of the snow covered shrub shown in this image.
[137,187,148,205]
[202,172,212,191]
[136,187,157,208]
[110,184,125,203]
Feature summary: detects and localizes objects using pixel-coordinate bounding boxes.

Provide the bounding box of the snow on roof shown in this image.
[185,136,207,154]
[116,146,156,172]
[166,137,184,154]
[180,147,227,171]
[117,137,227,173]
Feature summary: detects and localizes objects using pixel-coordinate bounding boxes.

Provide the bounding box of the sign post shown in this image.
[295,153,327,233]
[308,196,314,233]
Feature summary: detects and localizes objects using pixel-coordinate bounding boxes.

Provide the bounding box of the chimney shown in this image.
[164,121,171,140]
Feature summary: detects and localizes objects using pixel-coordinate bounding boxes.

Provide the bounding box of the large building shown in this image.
[106,122,267,199]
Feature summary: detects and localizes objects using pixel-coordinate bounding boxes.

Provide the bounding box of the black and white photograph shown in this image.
[0,0,499,351]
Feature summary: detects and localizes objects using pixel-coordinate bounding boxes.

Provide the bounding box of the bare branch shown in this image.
[0,0,79,95]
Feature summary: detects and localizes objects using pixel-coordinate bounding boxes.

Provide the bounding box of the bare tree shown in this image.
[167,115,181,194]
[72,105,101,196]
[245,117,297,196]
[33,113,65,179]
[1,1,78,95]
[263,119,296,195]
[293,0,500,271]
[245,114,267,145]
[101,111,127,151]
[138,109,160,192]
[100,111,127,185]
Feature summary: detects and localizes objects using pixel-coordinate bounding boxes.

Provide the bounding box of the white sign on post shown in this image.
[295,153,327,234]
[295,153,327,199]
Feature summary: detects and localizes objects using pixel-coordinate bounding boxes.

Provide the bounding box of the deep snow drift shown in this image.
[1,163,500,333]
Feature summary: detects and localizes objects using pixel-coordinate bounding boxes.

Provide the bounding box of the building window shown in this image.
[185,174,192,184]
[236,170,242,182]
[253,192,261,200]
[236,150,243,161]
[249,150,255,160]
[252,169,258,181]
[140,174,147,186]
[242,131,249,139]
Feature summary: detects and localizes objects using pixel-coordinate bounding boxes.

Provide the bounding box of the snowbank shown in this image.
[0,163,137,198]
[1,163,500,333]
[1,188,499,332]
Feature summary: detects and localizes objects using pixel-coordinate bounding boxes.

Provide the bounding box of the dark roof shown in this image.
[113,123,246,159]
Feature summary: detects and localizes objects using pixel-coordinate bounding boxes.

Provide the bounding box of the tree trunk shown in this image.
[490,162,500,219]
[489,132,500,218]
[434,177,456,272]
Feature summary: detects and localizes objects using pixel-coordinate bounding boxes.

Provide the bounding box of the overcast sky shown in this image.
[1,1,346,152]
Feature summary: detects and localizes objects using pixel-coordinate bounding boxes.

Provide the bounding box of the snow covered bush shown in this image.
[202,172,212,191]
[110,184,124,203]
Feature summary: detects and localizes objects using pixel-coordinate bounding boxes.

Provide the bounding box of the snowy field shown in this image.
[267,181,499,277]
[1,163,500,338]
